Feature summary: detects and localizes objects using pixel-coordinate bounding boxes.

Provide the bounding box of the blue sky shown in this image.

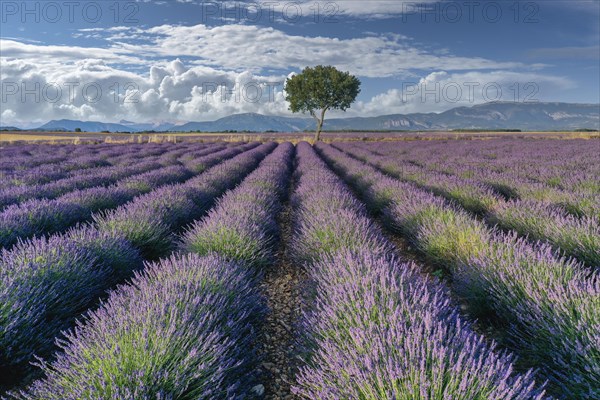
[1,0,599,126]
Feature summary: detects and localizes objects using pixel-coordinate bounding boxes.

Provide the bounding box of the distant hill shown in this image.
[172,113,310,133]
[118,120,176,132]
[34,119,177,133]
[322,102,600,131]
[171,102,600,132]
[36,120,135,133]
[25,102,600,133]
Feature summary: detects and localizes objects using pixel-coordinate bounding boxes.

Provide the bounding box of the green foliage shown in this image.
[416,209,491,267]
[184,226,269,268]
[285,65,360,141]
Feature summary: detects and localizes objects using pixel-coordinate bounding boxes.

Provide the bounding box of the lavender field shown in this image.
[0,138,598,399]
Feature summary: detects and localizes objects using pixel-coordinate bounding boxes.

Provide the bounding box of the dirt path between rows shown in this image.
[257,171,304,400]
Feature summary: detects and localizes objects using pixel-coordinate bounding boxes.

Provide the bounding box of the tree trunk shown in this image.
[315,119,323,142]
[314,108,327,142]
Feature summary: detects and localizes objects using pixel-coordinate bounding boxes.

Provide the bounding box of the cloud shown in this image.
[4,22,527,80]
[0,15,580,125]
[0,56,576,126]
[0,39,145,66]
[528,46,600,60]
[350,70,575,115]
[4,23,528,80]
[0,58,292,125]
[223,1,440,19]
[544,1,600,13]
[101,23,523,78]
[312,0,438,17]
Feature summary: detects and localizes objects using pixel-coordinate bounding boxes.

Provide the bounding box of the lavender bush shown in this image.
[290,142,545,399]
[0,143,273,385]
[489,199,599,266]
[0,230,141,367]
[0,143,216,210]
[317,142,598,399]
[296,250,544,400]
[11,144,293,398]
[182,142,294,268]
[0,165,194,249]
[12,254,264,399]
[94,143,270,259]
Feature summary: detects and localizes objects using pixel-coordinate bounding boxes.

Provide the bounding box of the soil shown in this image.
[256,174,305,399]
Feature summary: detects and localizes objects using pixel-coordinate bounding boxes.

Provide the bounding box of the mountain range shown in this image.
[16,102,600,133]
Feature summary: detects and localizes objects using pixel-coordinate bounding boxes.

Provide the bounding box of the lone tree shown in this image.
[285,65,360,142]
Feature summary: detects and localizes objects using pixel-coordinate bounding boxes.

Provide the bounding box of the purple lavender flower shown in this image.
[316,141,598,398]
[11,254,265,400]
[290,142,545,399]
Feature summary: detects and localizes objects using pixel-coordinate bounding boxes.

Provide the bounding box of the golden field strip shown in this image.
[1,130,598,145]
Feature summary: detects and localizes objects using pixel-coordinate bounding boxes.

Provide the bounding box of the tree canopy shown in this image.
[285,65,361,142]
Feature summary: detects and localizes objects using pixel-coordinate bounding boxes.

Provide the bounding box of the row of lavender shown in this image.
[0,143,274,387]
[1,139,595,398]
[0,143,216,208]
[0,142,192,168]
[0,144,234,248]
[0,143,185,187]
[316,143,599,399]
[395,139,599,215]
[334,142,599,267]
[290,143,545,398]
[358,138,598,196]
[10,143,294,398]
[0,143,131,172]
[359,139,599,219]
